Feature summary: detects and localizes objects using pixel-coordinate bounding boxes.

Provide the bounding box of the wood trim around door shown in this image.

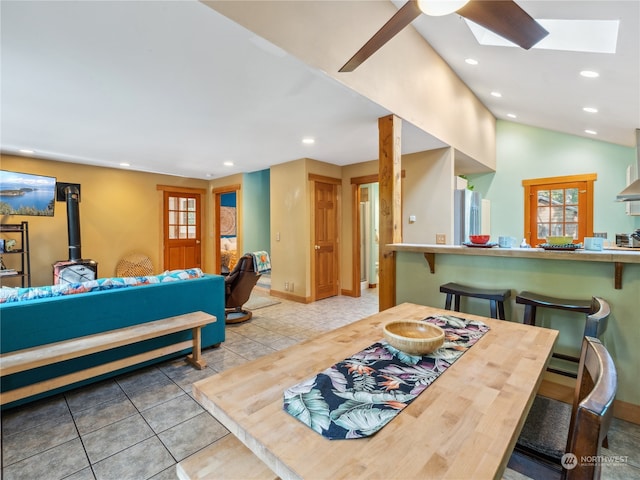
[213,185,242,275]
[157,186,206,271]
[350,176,380,298]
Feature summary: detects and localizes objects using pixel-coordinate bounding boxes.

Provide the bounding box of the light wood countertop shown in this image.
[389,243,640,263]
[388,243,640,289]
[193,303,557,480]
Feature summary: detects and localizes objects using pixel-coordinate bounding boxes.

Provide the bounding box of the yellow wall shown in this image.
[270,159,308,298]
[0,155,211,286]
[270,158,342,300]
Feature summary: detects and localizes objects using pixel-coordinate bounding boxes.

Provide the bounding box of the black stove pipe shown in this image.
[65,185,81,261]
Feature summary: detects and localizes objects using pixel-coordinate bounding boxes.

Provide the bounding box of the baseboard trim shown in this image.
[539,377,640,425]
[612,399,640,425]
[269,289,310,303]
[340,289,355,297]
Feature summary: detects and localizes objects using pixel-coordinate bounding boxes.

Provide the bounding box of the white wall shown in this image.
[402,148,455,244]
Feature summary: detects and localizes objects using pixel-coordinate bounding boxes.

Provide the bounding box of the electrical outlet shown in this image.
[284,282,289,291]
[290,282,294,292]
[436,233,446,244]
[593,232,608,239]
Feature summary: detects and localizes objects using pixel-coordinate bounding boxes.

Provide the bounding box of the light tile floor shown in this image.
[2,288,639,480]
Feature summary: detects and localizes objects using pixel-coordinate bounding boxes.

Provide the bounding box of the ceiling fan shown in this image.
[339,0,549,72]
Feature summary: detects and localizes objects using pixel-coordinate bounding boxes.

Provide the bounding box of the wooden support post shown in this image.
[378,114,402,311]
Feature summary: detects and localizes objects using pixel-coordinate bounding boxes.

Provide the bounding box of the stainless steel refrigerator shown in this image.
[454,189,482,245]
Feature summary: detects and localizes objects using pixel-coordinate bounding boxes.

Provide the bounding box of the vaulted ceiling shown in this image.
[1,1,638,179]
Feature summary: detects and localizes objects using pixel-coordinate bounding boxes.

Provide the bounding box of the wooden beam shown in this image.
[378,115,402,311]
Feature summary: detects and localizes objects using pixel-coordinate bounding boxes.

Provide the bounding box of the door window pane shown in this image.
[537,206,550,222]
[565,188,578,204]
[537,190,549,206]
[167,195,199,239]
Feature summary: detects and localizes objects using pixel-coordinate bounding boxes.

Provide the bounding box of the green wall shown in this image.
[396,251,639,408]
[242,169,271,255]
[396,122,640,407]
[470,121,639,240]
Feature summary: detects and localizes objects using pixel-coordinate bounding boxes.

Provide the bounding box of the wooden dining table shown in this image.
[193,302,558,480]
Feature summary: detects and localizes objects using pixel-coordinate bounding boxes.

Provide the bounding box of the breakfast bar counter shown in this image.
[389,243,640,414]
[389,243,640,289]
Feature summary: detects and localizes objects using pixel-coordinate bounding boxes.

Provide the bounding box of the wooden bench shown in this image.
[0,311,216,405]
[177,434,278,480]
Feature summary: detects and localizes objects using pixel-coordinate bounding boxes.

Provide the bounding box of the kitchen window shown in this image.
[523,173,596,246]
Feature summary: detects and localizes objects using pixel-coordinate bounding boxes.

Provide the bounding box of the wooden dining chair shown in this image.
[515,295,610,378]
[507,336,617,480]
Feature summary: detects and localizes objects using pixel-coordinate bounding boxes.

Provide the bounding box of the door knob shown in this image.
[315,245,320,250]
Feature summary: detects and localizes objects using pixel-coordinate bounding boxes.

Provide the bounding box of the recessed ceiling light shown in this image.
[223,161,234,167]
[583,107,598,113]
[119,162,130,167]
[465,58,478,65]
[507,113,517,119]
[490,91,502,98]
[585,129,597,135]
[18,149,34,154]
[302,137,315,145]
[580,70,599,78]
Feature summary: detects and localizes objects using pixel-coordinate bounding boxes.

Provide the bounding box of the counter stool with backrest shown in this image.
[439,282,511,320]
[507,336,617,480]
[516,292,610,377]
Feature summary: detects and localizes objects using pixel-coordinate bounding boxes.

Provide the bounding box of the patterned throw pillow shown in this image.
[0,268,205,304]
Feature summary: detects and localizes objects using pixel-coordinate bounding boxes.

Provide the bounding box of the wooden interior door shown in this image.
[163,191,201,270]
[313,180,339,300]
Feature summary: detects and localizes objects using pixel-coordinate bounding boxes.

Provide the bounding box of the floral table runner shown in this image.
[283,314,489,440]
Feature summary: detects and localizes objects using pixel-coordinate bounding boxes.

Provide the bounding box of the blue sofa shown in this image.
[0,272,225,409]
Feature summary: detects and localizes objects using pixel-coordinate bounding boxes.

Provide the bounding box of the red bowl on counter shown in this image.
[469,235,490,244]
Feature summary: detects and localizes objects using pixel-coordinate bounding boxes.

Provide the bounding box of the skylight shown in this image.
[466,19,619,54]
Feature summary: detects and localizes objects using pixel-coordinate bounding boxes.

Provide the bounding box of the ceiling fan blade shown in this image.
[339,0,422,72]
[457,0,548,50]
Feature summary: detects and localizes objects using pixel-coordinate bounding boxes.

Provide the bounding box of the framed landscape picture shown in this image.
[0,170,56,216]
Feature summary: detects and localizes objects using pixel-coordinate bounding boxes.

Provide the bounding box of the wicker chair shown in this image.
[116,253,153,277]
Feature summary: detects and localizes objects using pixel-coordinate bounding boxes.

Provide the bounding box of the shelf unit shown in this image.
[0,221,31,287]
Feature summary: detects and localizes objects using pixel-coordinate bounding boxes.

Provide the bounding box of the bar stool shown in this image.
[439,282,511,320]
[515,291,610,377]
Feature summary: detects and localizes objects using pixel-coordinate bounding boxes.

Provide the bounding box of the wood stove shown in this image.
[53,184,98,284]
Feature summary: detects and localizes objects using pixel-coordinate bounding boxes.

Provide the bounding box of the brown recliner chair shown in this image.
[225,253,261,324]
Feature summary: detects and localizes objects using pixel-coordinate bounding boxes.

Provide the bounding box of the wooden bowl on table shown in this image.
[383,320,445,355]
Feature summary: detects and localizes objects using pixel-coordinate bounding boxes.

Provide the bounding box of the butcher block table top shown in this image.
[193,303,558,480]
